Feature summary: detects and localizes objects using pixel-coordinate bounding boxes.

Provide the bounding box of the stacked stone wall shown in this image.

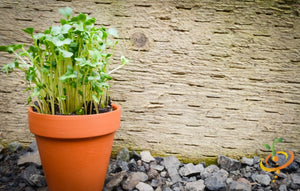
[0,0,299,160]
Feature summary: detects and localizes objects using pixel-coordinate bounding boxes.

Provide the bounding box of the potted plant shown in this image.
[1,7,128,191]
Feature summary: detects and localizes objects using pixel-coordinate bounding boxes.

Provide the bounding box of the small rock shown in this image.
[253,156,261,164]
[7,142,22,153]
[116,160,129,172]
[141,151,155,163]
[237,177,251,185]
[279,184,287,191]
[255,174,271,186]
[160,171,167,178]
[148,168,159,180]
[185,180,205,191]
[229,180,251,191]
[117,148,130,162]
[155,157,164,164]
[162,156,182,184]
[128,159,139,172]
[131,151,141,160]
[201,165,219,179]
[0,144,3,153]
[179,163,204,177]
[105,171,127,190]
[28,141,38,152]
[18,151,41,166]
[28,174,47,187]
[162,187,172,191]
[122,172,148,190]
[21,165,44,187]
[162,156,181,170]
[150,164,164,171]
[136,182,154,191]
[218,155,241,171]
[291,173,300,185]
[204,169,228,191]
[241,157,254,166]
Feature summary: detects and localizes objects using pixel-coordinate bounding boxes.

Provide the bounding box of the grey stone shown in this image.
[201,165,219,179]
[279,184,287,191]
[253,157,261,164]
[171,182,184,191]
[255,174,271,186]
[141,151,155,163]
[218,155,241,171]
[21,165,43,187]
[7,142,22,153]
[204,169,228,191]
[116,160,129,172]
[291,173,300,185]
[162,156,182,183]
[162,187,172,191]
[229,180,251,191]
[179,163,204,177]
[185,180,205,191]
[105,171,127,190]
[150,164,164,171]
[0,144,3,153]
[147,168,159,180]
[28,174,47,187]
[28,140,38,152]
[160,171,167,178]
[241,157,254,166]
[136,182,154,191]
[122,172,148,190]
[18,151,41,166]
[131,151,141,160]
[128,159,138,172]
[162,156,181,170]
[117,148,130,162]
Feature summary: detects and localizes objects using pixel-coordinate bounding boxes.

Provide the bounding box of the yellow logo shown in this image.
[260,138,294,182]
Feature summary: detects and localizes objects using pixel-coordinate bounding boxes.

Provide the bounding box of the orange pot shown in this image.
[28,104,121,191]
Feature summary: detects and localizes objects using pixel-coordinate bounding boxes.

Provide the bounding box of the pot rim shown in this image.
[28,103,121,139]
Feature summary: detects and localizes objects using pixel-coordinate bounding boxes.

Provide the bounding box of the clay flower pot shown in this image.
[28,103,121,191]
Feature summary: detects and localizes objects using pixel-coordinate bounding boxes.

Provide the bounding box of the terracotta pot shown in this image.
[28,104,121,191]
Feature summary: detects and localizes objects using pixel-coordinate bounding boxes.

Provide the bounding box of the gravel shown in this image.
[0,141,299,191]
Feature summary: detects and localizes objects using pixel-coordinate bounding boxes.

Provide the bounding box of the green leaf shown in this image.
[92,94,100,103]
[59,6,73,19]
[78,90,83,96]
[59,65,77,81]
[108,28,118,38]
[51,37,72,47]
[263,144,271,150]
[85,17,95,25]
[0,46,9,52]
[1,44,24,53]
[60,19,68,25]
[121,56,129,66]
[88,75,100,81]
[1,62,16,74]
[22,28,34,35]
[59,49,73,58]
[276,138,283,143]
[51,26,61,36]
[61,24,72,34]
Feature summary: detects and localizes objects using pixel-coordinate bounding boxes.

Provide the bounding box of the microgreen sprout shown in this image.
[1,7,128,115]
[263,138,283,162]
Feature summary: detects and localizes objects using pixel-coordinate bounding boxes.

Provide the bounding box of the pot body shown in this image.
[28,104,121,191]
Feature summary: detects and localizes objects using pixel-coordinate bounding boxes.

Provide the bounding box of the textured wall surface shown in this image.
[0,0,299,161]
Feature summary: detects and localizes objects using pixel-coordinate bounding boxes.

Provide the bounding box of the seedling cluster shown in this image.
[1,7,128,115]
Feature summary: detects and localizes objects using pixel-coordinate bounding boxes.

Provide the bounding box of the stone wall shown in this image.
[0,0,299,161]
